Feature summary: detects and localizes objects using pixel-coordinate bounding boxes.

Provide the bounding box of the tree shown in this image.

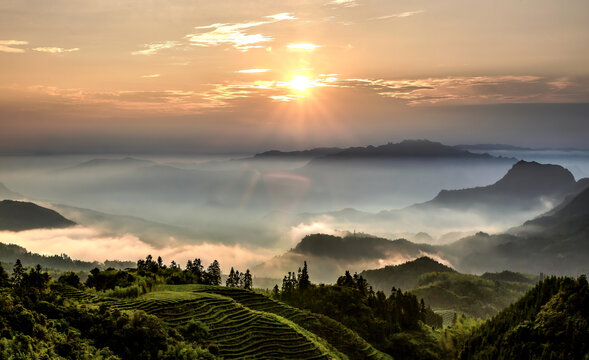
[207,260,221,285]
[157,256,163,269]
[272,284,280,297]
[58,272,82,288]
[226,267,236,287]
[243,269,253,290]
[12,259,24,286]
[0,262,9,287]
[299,261,310,290]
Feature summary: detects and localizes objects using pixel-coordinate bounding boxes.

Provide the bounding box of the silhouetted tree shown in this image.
[243,269,253,290]
[298,261,310,290]
[207,260,221,285]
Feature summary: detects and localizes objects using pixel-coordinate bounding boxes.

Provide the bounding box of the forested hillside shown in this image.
[460,276,589,359]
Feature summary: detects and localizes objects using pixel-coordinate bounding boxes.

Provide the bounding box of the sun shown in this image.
[288,75,312,92]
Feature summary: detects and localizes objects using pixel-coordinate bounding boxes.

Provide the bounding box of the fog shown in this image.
[1,149,588,277]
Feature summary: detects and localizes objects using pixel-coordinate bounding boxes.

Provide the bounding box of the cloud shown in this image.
[326,0,358,8]
[0,40,28,53]
[141,74,160,78]
[287,43,321,50]
[132,41,178,55]
[0,227,276,271]
[235,68,271,73]
[333,75,589,105]
[186,13,296,51]
[32,47,79,54]
[373,10,425,20]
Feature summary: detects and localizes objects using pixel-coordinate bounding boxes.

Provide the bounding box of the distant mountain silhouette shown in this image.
[444,186,589,275]
[253,233,442,283]
[65,157,155,171]
[419,160,578,211]
[455,144,533,151]
[0,200,76,231]
[360,256,455,292]
[312,140,514,162]
[253,147,343,159]
[292,233,438,261]
[0,181,21,200]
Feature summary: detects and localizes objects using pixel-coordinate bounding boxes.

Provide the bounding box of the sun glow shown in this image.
[288,75,313,92]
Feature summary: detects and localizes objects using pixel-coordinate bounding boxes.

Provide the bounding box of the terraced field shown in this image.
[196,286,391,360]
[58,284,391,360]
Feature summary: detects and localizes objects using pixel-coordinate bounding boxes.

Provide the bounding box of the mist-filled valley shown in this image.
[1,140,589,282]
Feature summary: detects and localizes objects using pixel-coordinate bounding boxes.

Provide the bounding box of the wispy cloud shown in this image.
[141,74,160,78]
[235,69,271,73]
[132,41,178,55]
[0,40,28,53]
[326,0,358,8]
[186,13,296,51]
[32,47,79,53]
[287,43,321,50]
[338,75,585,105]
[373,10,425,20]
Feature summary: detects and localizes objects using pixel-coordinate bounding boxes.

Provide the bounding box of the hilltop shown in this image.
[253,233,441,283]
[419,160,578,211]
[312,140,513,162]
[0,200,76,231]
[361,256,456,292]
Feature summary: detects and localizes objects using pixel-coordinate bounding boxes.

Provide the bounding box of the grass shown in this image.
[57,284,393,359]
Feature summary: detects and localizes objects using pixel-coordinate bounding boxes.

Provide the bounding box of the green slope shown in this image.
[58,284,391,360]
[410,272,532,319]
[460,276,589,359]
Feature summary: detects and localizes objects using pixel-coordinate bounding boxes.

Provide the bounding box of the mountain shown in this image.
[0,242,133,270]
[253,147,343,159]
[460,276,589,359]
[360,256,456,292]
[410,271,533,319]
[420,160,577,211]
[443,186,589,275]
[65,157,155,171]
[311,140,514,162]
[455,144,533,151]
[0,200,76,231]
[253,233,442,283]
[0,181,21,200]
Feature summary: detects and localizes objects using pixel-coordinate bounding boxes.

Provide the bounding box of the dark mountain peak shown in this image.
[0,200,76,231]
[253,147,342,159]
[492,160,575,194]
[426,161,577,210]
[312,139,514,162]
[360,256,456,292]
[69,157,155,170]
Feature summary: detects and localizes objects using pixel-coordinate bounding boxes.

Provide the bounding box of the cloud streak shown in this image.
[373,10,425,20]
[132,41,178,55]
[326,0,358,8]
[0,40,28,53]
[32,47,79,53]
[186,13,296,51]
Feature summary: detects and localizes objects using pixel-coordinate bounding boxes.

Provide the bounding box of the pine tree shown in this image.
[243,269,253,290]
[207,260,221,285]
[226,267,236,287]
[299,261,310,290]
[12,259,24,285]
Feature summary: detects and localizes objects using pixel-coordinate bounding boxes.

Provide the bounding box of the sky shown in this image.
[1,0,588,154]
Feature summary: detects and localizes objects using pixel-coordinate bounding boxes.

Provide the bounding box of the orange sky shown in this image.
[1,0,588,152]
